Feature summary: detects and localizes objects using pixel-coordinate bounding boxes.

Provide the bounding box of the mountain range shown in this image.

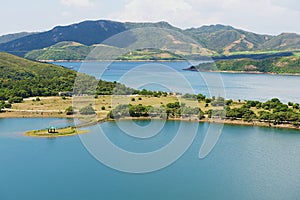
[0,20,300,59]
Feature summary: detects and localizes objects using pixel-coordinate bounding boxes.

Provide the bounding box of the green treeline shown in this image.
[208,97,300,125]
[196,56,300,74]
[108,102,204,120]
[108,95,300,126]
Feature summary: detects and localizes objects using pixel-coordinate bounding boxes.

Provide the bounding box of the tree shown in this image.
[79,105,96,115]
[293,103,299,109]
[0,101,4,112]
[65,106,75,115]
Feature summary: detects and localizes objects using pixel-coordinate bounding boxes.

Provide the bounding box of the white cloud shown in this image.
[111,0,300,34]
[61,0,94,8]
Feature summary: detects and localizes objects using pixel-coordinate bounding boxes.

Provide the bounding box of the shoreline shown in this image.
[113,117,300,131]
[21,116,300,138]
[1,110,299,135]
[183,68,300,76]
[43,59,188,63]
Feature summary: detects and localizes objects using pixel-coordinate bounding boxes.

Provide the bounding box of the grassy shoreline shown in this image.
[113,117,300,131]
[1,95,298,138]
[23,116,300,139]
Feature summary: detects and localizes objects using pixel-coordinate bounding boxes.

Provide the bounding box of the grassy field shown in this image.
[3,95,298,123]
[1,95,216,119]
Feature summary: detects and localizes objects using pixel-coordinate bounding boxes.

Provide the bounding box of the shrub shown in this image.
[79,105,96,115]
[65,106,75,115]
[8,97,23,104]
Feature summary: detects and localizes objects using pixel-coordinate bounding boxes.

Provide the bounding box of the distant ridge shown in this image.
[0,32,35,44]
[1,20,300,57]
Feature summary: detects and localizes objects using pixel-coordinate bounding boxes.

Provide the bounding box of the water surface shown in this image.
[54,61,300,103]
[1,118,300,200]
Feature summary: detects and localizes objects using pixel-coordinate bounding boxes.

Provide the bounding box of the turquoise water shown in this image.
[54,61,300,103]
[1,118,300,199]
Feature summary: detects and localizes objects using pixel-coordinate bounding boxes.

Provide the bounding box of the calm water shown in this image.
[54,61,300,103]
[1,118,300,200]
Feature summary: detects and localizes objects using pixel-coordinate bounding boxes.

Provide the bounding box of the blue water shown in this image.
[54,61,300,103]
[1,118,300,199]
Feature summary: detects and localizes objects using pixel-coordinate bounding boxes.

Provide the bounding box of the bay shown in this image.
[1,118,300,200]
[54,61,300,103]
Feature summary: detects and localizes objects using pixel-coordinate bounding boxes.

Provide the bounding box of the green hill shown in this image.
[2,20,300,59]
[25,42,93,61]
[192,54,300,74]
[185,24,273,54]
[0,52,78,100]
[0,53,138,102]
[260,33,300,50]
[0,32,34,44]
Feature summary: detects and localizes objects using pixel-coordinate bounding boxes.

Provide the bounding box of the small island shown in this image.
[24,126,89,138]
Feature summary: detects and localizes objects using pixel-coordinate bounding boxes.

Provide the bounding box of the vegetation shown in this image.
[118,48,184,61]
[25,42,93,61]
[194,55,300,74]
[207,97,300,125]
[65,106,75,115]
[79,104,96,115]
[0,32,34,44]
[106,92,300,128]
[0,52,78,100]
[108,102,204,120]
[0,53,148,100]
[24,126,89,138]
[3,20,300,59]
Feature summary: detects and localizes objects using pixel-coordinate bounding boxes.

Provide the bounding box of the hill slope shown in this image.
[2,21,300,58]
[260,33,300,50]
[0,32,34,44]
[185,24,273,53]
[190,54,300,74]
[0,20,179,57]
[0,53,139,101]
[0,52,78,100]
[25,42,93,61]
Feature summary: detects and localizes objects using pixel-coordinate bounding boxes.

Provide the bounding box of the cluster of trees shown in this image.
[0,100,11,112]
[182,93,206,101]
[79,104,96,115]
[138,89,168,97]
[207,98,300,124]
[0,53,79,101]
[108,102,204,120]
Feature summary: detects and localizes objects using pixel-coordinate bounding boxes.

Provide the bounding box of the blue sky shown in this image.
[1,0,299,35]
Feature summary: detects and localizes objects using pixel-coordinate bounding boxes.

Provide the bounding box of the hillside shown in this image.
[0,52,78,100]
[0,20,179,57]
[25,42,94,61]
[1,20,300,59]
[0,53,138,102]
[260,33,300,50]
[0,32,34,44]
[189,54,300,74]
[185,24,273,53]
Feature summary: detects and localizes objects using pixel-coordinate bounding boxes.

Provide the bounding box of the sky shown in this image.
[0,0,299,36]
